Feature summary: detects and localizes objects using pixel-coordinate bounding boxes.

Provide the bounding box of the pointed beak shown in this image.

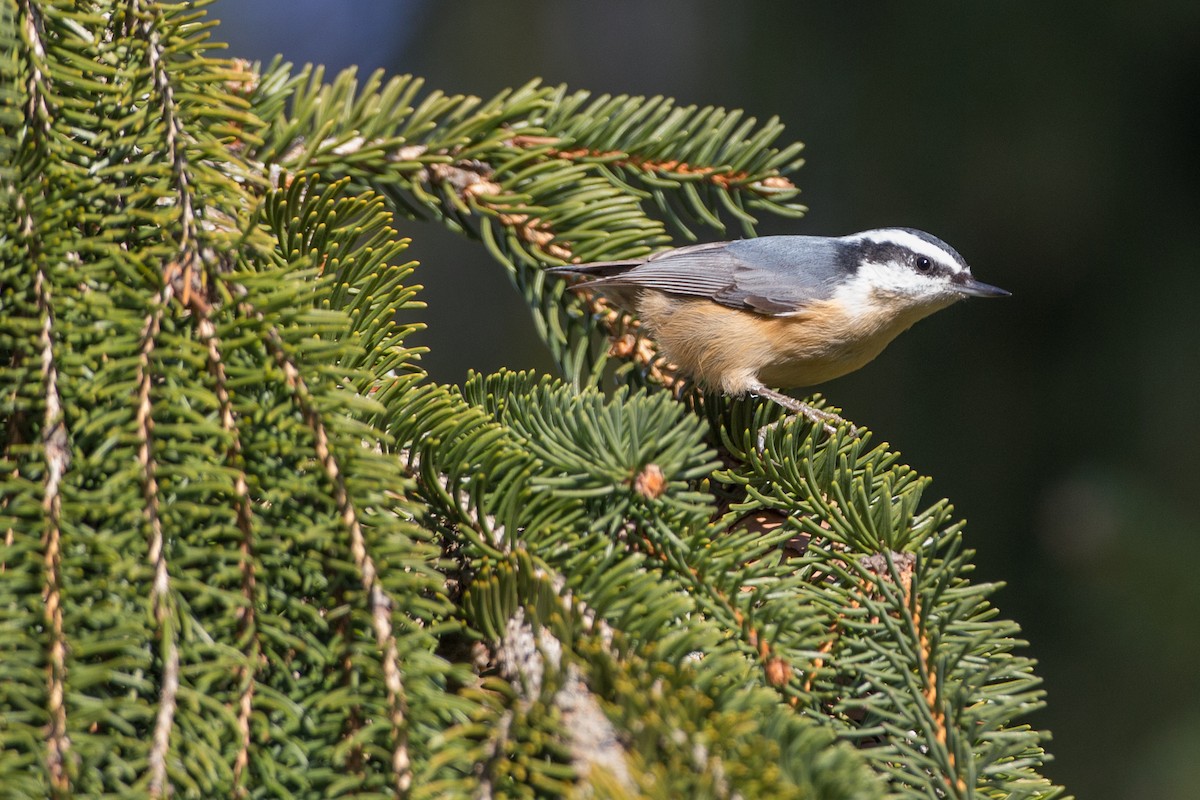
[956,276,1011,298]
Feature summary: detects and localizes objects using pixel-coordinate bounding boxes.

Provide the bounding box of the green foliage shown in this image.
[0,2,1066,798]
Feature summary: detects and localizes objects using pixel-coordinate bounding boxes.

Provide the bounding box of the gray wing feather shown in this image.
[579,236,850,314]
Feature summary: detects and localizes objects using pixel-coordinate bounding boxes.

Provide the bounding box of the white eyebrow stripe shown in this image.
[852,229,967,273]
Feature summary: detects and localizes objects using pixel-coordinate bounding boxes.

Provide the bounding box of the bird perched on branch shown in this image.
[548,228,1008,434]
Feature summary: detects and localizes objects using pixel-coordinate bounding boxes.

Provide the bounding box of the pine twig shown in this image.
[135,294,178,800]
[506,133,797,192]
[36,266,70,796]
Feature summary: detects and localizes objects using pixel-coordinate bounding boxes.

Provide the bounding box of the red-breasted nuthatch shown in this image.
[548,228,1008,432]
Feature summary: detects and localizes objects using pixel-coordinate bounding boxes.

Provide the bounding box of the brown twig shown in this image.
[131,0,202,309]
[506,134,796,193]
[17,0,51,132]
[16,5,71,788]
[136,293,179,798]
[132,4,196,786]
[128,0,215,783]
[36,266,70,795]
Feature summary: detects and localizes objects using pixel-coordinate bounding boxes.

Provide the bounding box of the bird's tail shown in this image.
[543,260,640,281]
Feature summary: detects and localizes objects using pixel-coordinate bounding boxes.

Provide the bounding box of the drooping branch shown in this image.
[36,266,70,796]
[16,0,51,133]
[194,306,260,794]
[134,293,178,800]
[259,316,412,795]
[128,0,203,303]
[125,5,212,790]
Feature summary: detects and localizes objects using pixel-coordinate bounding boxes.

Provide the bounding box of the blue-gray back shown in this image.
[592,236,853,314]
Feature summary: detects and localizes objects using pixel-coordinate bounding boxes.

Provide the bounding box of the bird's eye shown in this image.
[915,256,932,272]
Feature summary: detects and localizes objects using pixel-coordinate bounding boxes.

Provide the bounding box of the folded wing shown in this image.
[547,236,851,315]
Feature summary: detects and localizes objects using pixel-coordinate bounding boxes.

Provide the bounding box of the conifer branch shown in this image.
[506,133,797,193]
[411,457,504,549]
[488,224,680,389]
[333,584,368,772]
[260,316,413,796]
[631,519,796,698]
[0,304,27,577]
[16,0,50,132]
[399,423,507,550]
[118,8,257,786]
[128,5,216,788]
[14,5,70,789]
[128,7,212,780]
[36,266,69,796]
[475,713,511,800]
[402,402,636,789]
[805,598,853,696]
[135,294,178,799]
[129,0,202,302]
[1,424,17,571]
[148,647,180,798]
[195,309,260,794]
[135,300,167,617]
[873,551,965,795]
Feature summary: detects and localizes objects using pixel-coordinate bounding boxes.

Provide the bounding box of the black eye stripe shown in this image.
[848,238,962,278]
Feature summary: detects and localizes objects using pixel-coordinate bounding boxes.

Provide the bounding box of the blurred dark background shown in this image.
[212,2,1200,797]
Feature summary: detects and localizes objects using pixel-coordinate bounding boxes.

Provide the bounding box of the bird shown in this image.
[546,228,1009,434]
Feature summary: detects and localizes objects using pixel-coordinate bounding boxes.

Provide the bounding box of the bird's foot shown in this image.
[749,385,859,450]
